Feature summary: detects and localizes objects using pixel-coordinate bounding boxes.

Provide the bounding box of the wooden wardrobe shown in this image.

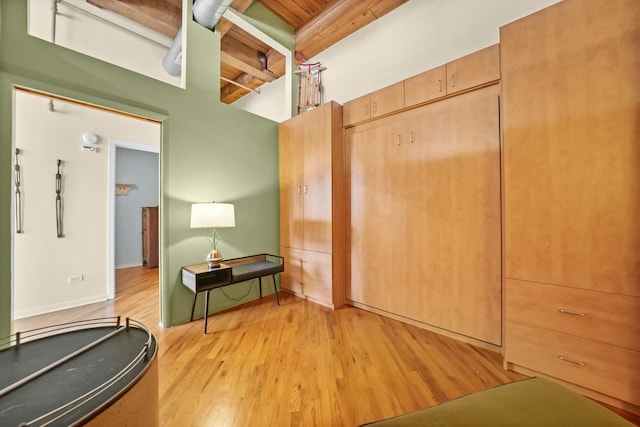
[141,206,158,268]
[279,101,346,308]
[501,0,640,411]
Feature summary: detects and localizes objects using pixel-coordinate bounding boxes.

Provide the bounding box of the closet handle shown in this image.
[409,131,414,144]
[438,79,442,92]
[372,102,377,114]
[451,74,456,88]
[297,185,302,195]
[396,134,401,146]
[558,308,585,317]
[303,185,308,194]
[558,355,585,366]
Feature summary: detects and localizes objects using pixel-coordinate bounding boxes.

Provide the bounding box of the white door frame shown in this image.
[107,139,160,300]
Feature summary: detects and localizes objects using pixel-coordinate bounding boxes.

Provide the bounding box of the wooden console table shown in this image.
[181,254,284,333]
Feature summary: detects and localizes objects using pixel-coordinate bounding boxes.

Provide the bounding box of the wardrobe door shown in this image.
[406,84,502,345]
[501,0,640,296]
[279,118,304,250]
[347,115,407,312]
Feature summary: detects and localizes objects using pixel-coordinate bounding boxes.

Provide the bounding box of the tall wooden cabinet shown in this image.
[501,0,640,410]
[142,206,158,268]
[279,101,346,308]
[347,84,502,345]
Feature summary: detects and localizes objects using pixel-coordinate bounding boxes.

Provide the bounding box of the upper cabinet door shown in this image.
[370,81,405,118]
[343,82,405,126]
[343,93,371,126]
[404,65,447,107]
[446,44,500,95]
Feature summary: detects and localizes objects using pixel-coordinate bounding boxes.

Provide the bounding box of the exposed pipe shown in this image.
[162,28,183,76]
[162,0,233,76]
[193,0,233,29]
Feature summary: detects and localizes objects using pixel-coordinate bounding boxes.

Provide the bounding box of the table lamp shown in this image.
[190,202,235,268]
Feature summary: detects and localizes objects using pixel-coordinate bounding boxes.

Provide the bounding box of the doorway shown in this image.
[107,142,160,299]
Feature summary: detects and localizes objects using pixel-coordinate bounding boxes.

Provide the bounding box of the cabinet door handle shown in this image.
[372,102,377,114]
[451,74,455,87]
[409,131,414,144]
[438,79,442,92]
[297,185,302,195]
[303,185,308,194]
[396,134,401,146]
[558,308,585,316]
[558,355,585,366]
[364,104,369,116]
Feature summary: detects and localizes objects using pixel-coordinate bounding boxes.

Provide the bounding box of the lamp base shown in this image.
[206,249,223,269]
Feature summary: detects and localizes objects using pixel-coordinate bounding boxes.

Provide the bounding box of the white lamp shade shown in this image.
[190,203,235,228]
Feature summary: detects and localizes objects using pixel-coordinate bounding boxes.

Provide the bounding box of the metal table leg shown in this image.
[204,290,210,334]
[272,274,280,306]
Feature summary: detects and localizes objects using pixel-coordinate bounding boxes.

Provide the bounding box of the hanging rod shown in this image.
[55,0,170,49]
[220,76,261,94]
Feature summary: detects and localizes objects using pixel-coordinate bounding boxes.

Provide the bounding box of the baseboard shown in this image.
[280,289,335,309]
[346,299,503,353]
[115,263,143,269]
[13,294,108,320]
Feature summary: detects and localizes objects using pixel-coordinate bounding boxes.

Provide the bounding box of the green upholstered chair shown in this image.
[361,377,635,427]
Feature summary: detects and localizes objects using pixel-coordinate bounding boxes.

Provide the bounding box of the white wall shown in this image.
[13,90,160,319]
[238,0,561,119]
[28,0,183,87]
[232,76,290,123]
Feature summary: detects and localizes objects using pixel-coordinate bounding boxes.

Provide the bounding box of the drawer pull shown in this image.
[558,355,585,366]
[558,308,585,316]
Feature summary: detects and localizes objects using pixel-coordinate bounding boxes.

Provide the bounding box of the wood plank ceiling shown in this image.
[88,0,408,103]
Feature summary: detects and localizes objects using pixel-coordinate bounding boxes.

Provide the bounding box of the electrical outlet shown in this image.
[68,274,84,284]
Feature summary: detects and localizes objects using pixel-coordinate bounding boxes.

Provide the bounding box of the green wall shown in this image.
[0,0,294,336]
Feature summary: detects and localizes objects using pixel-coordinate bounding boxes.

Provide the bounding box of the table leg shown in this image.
[204,290,210,334]
[272,274,280,306]
[259,277,263,299]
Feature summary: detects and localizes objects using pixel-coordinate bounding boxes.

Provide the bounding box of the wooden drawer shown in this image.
[303,250,332,306]
[280,247,304,295]
[280,247,332,306]
[506,323,640,406]
[506,279,640,351]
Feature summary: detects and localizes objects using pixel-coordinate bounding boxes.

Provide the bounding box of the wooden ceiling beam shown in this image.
[87,0,181,38]
[294,0,408,60]
[220,51,277,82]
[220,45,284,104]
[221,73,261,103]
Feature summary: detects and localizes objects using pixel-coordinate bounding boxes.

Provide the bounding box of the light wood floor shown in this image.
[12,266,640,426]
